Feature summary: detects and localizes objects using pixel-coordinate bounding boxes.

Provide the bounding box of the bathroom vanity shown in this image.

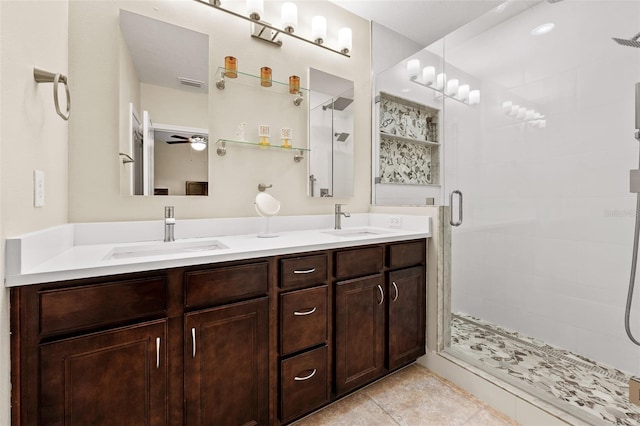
[7,217,428,425]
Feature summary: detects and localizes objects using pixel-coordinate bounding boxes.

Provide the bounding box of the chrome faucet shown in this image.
[164,206,175,242]
[334,204,351,230]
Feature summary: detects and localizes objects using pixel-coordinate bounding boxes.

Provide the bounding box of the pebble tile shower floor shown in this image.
[449,314,640,426]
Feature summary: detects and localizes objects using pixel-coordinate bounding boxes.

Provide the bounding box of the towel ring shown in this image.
[34,67,70,121]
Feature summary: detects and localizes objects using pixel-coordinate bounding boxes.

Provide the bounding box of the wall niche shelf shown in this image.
[215,67,308,104]
[379,132,439,147]
[216,139,308,162]
[377,92,440,186]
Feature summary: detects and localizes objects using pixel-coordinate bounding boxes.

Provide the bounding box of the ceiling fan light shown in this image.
[191,141,207,151]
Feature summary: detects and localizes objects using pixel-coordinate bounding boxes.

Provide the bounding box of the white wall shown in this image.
[1,0,70,422]
[447,1,640,375]
[69,0,371,222]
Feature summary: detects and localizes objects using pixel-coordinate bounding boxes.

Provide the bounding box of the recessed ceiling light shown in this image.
[531,23,555,36]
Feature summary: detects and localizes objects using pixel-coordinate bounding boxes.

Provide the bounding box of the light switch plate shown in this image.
[34,170,44,207]
[630,377,640,406]
[389,215,402,228]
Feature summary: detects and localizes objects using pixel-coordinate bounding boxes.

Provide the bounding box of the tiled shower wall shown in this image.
[446,0,640,375]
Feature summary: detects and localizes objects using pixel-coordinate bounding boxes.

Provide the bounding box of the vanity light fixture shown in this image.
[502,100,545,127]
[195,0,350,57]
[312,16,327,44]
[281,2,297,34]
[407,59,420,80]
[338,27,352,55]
[409,66,479,106]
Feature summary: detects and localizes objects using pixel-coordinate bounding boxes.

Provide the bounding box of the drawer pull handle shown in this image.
[377,285,384,305]
[294,307,317,316]
[156,337,161,369]
[293,268,316,274]
[294,369,317,381]
[191,327,196,358]
[392,281,399,302]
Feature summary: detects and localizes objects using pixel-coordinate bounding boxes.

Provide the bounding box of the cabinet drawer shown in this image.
[335,246,383,280]
[39,276,166,337]
[280,346,328,423]
[185,262,268,308]
[388,240,425,269]
[280,285,327,355]
[280,254,327,289]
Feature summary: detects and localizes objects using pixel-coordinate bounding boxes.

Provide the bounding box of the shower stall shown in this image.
[374,1,640,424]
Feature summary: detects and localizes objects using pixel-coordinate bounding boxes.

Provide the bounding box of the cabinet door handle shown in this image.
[293,268,316,274]
[191,327,196,358]
[156,337,161,369]
[392,281,399,302]
[294,307,317,316]
[377,285,384,305]
[294,369,317,381]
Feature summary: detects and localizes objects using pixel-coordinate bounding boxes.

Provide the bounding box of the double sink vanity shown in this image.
[7,212,430,425]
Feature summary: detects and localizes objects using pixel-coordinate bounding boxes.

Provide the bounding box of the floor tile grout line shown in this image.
[364,392,404,426]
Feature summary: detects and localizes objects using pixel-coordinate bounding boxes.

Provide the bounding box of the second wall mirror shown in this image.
[308,68,354,198]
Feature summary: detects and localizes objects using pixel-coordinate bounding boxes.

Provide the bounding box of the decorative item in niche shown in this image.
[379,137,433,185]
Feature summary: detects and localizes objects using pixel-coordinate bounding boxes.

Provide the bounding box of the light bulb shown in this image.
[407,59,420,80]
[246,0,263,20]
[458,84,470,101]
[422,66,435,86]
[436,73,446,90]
[312,16,327,44]
[469,89,480,105]
[338,27,352,54]
[281,2,297,33]
[446,79,459,96]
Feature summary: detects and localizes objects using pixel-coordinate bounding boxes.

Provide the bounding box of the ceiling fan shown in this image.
[166,134,208,151]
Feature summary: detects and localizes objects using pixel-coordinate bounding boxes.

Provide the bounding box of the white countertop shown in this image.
[5,213,430,287]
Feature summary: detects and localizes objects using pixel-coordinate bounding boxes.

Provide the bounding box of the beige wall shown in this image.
[1,0,70,422]
[69,0,371,222]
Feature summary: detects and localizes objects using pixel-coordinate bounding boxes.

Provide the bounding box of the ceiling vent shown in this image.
[178,77,204,88]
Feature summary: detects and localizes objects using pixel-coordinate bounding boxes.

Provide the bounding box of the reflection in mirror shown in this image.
[119,10,209,196]
[308,69,354,198]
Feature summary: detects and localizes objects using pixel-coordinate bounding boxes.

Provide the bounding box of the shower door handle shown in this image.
[450,190,463,227]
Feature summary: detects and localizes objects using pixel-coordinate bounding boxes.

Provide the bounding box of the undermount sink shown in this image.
[106,240,228,260]
[322,227,391,237]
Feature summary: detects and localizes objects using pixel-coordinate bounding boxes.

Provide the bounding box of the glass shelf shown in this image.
[216,138,309,162]
[215,67,309,96]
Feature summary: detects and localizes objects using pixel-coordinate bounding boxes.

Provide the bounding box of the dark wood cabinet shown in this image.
[334,274,385,396]
[185,297,269,426]
[39,319,168,426]
[12,239,426,426]
[388,266,426,371]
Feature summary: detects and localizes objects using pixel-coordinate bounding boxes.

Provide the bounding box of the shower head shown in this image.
[613,32,640,48]
[322,97,353,111]
[334,132,350,142]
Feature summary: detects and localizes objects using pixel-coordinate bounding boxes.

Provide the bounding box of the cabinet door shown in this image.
[388,266,426,370]
[335,275,385,396]
[39,320,167,426]
[185,297,268,426]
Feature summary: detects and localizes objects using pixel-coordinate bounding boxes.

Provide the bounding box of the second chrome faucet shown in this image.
[334,204,350,230]
[164,206,175,242]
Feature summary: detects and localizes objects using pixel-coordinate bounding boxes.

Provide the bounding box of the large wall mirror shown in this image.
[308,68,354,198]
[118,10,209,197]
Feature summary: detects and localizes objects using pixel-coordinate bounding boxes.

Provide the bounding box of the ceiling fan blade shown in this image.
[166,140,189,144]
[170,135,189,140]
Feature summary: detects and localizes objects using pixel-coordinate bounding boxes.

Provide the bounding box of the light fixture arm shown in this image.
[193,0,350,58]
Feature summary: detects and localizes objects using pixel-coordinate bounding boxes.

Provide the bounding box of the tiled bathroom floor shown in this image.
[449,314,640,426]
[293,364,519,425]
